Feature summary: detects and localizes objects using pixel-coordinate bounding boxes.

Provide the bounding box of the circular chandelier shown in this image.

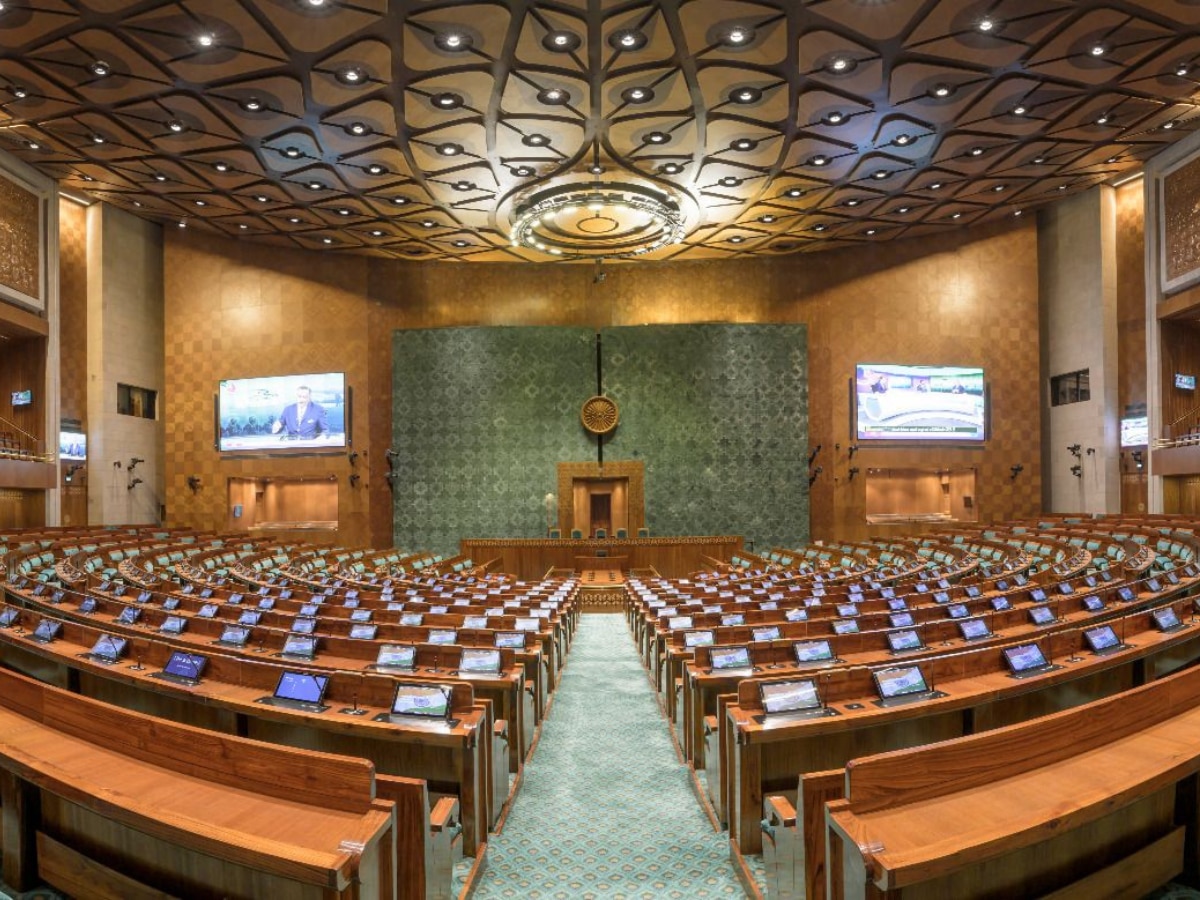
[509,181,687,259]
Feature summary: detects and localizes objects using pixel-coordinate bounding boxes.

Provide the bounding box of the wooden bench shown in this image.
[823,657,1200,899]
[0,665,395,900]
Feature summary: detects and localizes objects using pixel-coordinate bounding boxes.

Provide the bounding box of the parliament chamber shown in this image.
[8,0,1200,897]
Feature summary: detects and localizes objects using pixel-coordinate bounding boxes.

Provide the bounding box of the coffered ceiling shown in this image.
[2,0,1200,263]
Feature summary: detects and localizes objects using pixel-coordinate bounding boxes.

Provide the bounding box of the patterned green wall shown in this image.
[393,324,808,554]
[392,327,595,554]
[602,325,809,551]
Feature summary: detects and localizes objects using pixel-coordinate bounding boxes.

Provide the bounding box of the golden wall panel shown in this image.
[168,218,1043,549]
[0,175,40,302]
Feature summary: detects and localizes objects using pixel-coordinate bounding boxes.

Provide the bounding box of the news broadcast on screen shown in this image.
[218,373,347,452]
[855,363,986,442]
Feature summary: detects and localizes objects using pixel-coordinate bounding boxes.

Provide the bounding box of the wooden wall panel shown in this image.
[58,199,89,525]
[166,218,1044,549]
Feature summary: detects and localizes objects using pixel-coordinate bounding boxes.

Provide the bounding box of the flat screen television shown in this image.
[217,372,348,452]
[855,364,986,442]
[1177,373,1197,390]
[59,430,87,460]
[11,389,32,407]
[1120,416,1148,448]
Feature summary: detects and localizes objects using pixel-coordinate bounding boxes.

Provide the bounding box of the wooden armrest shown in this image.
[493,719,509,739]
[430,797,460,833]
[764,795,797,830]
[703,715,719,735]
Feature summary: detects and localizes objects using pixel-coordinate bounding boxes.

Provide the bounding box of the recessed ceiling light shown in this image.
[306,181,323,190]
[969,147,984,156]
[390,196,408,205]
[453,180,475,191]
[436,142,464,156]
[288,216,302,223]
[241,97,264,111]
[299,0,330,7]
[513,165,535,177]
[730,86,762,104]
[196,32,216,48]
[977,17,999,33]
[928,181,943,190]
[1095,112,1110,125]
[759,214,776,223]
[26,141,39,150]
[621,86,653,104]
[453,240,470,247]
[1033,155,1046,164]
[195,200,206,206]
[523,134,549,147]
[610,28,647,51]
[256,193,270,201]
[154,173,168,182]
[90,60,112,77]
[370,229,384,237]
[729,235,744,243]
[719,176,742,187]
[810,154,830,166]
[951,212,962,219]
[931,83,954,98]
[865,228,877,235]
[1090,43,1107,57]
[1176,63,1191,77]
[538,87,570,105]
[897,206,909,214]
[784,187,804,197]
[993,184,1006,192]
[1164,120,1176,130]
[1058,184,1067,190]
[421,219,436,228]
[336,66,366,85]
[323,237,333,244]
[367,163,386,175]
[81,174,94,181]
[543,30,581,53]
[11,86,27,99]
[178,220,187,228]
[345,122,371,137]
[731,138,757,151]
[812,224,827,232]
[238,223,247,229]
[824,111,846,125]
[827,55,855,74]
[336,208,351,216]
[644,131,669,144]
[214,161,230,172]
[282,146,302,158]
[435,31,473,52]
[91,133,105,143]
[1013,209,1023,217]
[844,199,860,207]
[661,163,683,175]
[721,25,754,47]
[167,119,185,133]
[1012,105,1027,116]
[1106,156,1118,164]
[893,134,912,146]
[431,92,464,111]
[872,169,890,179]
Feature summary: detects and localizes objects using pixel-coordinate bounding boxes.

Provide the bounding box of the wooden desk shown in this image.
[460,535,743,579]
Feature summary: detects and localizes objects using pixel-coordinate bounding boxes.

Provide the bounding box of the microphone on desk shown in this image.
[131,650,145,671]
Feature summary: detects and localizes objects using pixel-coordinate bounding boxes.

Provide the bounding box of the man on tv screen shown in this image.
[272,385,328,440]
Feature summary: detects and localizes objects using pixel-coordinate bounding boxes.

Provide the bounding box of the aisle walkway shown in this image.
[469,613,744,899]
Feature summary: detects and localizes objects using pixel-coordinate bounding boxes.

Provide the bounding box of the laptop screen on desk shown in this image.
[684,630,714,648]
[377,643,416,668]
[1003,643,1048,673]
[391,683,452,720]
[793,640,834,664]
[163,651,207,680]
[872,665,930,700]
[710,645,751,671]
[273,671,328,704]
[283,634,316,657]
[90,634,128,661]
[460,648,501,674]
[759,679,819,715]
[494,631,526,649]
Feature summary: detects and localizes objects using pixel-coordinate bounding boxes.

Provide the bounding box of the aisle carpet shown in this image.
[467,613,745,900]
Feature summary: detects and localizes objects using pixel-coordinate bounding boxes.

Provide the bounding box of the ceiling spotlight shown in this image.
[335,65,366,85]
[1012,105,1028,116]
[1013,209,1023,217]
[812,223,827,232]
[435,31,473,52]
[213,161,230,172]
[322,237,333,244]
[609,28,648,51]
[896,206,910,214]
[538,87,570,105]
[810,154,830,166]
[1106,156,1118,163]
[976,16,999,33]
[759,214,776,223]
[784,187,804,197]
[453,180,475,191]
[26,141,39,150]
[513,165,536,177]
[872,169,890,179]
[731,138,757,151]
[823,111,846,125]
[928,181,943,189]
[951,212,962,219]
[81,174,94,181]
[722,25,755,47]
[543,30,581,53]
[523,133,549,147]
[430,92,464,111]
[661,163,683,175]
[390,196,408,205]
[644,131,670,144]
[345,121,370,136]
[288,216,302,223]
[367,163,386,175]
[589,164,604,175]
[282,146,302,158]
[436,142,464,156]
[421,219,436,228]
[255,193,269,201]
[11,86,27,99]
[178,220,187,228]
[729,235,744,243]
[730,86,762,104]
[1164,120,1177,130]
[195,199,206,206]
[969,146,984,156]
[1058,184,1067,190]
[299,0,330,7]
[453,240,470,247]
[370,229,384,236]
[167,119,185,133]
[241,97,264,111]
[826,55,855,74]
[336,208,351,216]
[196,32,216,48]
[931,83,954,98]
[892,134,912,146]
[1089,43,1107,57]
[306,181,323,190]
[1176,63,1191,77]
[1095,112,1110,125]
[865,228,877,235]
[844,198,860,207]
[993,184,1006,192]
[238,223,247,229]
[154,173,168,182]
[91,133,105,144]
[90,60,112,77]
[621,86,653,104]
[1032,155,1046,164]
[719,176,743,187]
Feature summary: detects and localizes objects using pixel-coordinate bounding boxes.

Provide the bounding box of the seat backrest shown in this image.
[549,528,561,538]
[615,528,628,539]
[595,528,607,539]
[570,529,583,539]
[637,527,649,538]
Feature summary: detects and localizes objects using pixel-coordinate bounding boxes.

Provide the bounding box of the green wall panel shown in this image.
[393,324,808,555]
[601,324,808,551]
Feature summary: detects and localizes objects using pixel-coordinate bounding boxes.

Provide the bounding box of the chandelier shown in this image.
[509,181,687,260]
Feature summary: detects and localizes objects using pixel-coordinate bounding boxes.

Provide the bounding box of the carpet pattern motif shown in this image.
[467,613,745,899]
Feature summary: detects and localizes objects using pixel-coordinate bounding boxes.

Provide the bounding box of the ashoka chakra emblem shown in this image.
[581,395,619,435]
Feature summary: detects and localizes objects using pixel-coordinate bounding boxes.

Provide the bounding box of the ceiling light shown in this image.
[931,83,953,98]
[256,193,270,201]
[513,165,536,177]
[178,220,187,228]
[241,97,264,111]
[453,240,470,247]
[370,229,384,237]
[893,134,912,146]
[436,142,464,155]
[810,154,830,166]
[282,146,302,158]
[81,174,94,181]
[238,223,247,229]
[731,138,757,151]
[1106,156,1118,163]
[784,188,804,198]
[812,224,827,232]
[453,180,475,191]
[661,163,683,175]
[345,122,371,137]
[1095,112,1110,125]
[610,29,647,51]
[1176,63,1191,77]
[431,92,464,110]
[213,161,230,172]
[90,60,112,77]
[1058,184,1067,190]
[196,32,216,48]
[299,0,330,7]
[306,181,323,190]
[824,111,846,125]
[872,169,890,179]
[367,163,386,175]
[1012,105,1027,116]
[167,119,185,133]
[435,32,473,52]
[26,141,39,150]
[865,228,877,235]
[336,208,351,216]
[977,17,999,33]
[154,173,168,182]
[1032,155,1046,164]
[91,133,105,144]
[421,219,436,228]
[759,214,776,223]
[729,235,744,243]
[322,237,333,244]
[288,216,302,223]
[721,25,754,47]
[951,212,962,219]
[538,87,570,105]
[1090,43,1107,57]
[621,87,653,104]
[644,131,669,144]
[730,87,762,104]
[336,66,366,85]
[844,199,860,207]
[1164,121,1177,130]
[589,164,604,175]
[969,147,984,156]
[1013,209,1023,217]
[543,30,581,53]
[390,196,408,205]
[827,56,855,74]
[11,86,27,99]
[719,176,742,187]
[928,181,943,190]
[993,184,1006,192]
[523,134,549,147]
[896,206,909,214]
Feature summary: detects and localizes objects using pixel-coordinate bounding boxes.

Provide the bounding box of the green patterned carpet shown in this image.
[467,613,746,900]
